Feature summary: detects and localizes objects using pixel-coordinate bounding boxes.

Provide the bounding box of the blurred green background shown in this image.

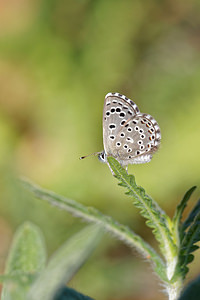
[0,0,200,299]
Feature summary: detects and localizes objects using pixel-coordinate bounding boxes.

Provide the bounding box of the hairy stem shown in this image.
[167,278,183,300]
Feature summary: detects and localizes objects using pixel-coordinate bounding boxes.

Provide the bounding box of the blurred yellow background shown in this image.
[0,0,200,299]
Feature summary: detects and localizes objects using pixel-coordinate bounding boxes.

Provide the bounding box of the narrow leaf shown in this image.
[182,199,200,233]
[107,157,176,274]
[28,225,102,300]
[21,178,166,281]
[172,186,196,245]
[179,212,200,277]
[2,222,46,300]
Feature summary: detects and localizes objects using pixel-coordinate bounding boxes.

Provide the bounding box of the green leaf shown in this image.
[1,222,47,300]
[172,189,200,279]
[172,186,196,245]
[21,178,166,282]
[182,199,200,233]
[178,275,200,300]
[54,286,94,300]
[28,225,102,300]
[179,211,200,277]
[107,157,176,268]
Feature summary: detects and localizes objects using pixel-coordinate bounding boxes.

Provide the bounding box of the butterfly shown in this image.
[80,92,161,171]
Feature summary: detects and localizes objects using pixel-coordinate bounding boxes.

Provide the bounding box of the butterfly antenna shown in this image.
[79,152,102,160]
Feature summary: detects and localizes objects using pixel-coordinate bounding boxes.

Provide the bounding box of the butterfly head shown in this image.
[98,151,107,163]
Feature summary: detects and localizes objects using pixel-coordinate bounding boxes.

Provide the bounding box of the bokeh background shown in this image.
[0,0,200,299]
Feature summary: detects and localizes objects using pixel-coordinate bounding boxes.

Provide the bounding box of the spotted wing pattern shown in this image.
[103,92,161,166]
[103,92,140,157]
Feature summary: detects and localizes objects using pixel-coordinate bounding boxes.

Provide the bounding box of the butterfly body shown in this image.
[100,92,161,167]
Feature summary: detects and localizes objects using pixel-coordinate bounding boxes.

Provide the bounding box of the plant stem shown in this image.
[167,277,183,300]
[165,237,183,300]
